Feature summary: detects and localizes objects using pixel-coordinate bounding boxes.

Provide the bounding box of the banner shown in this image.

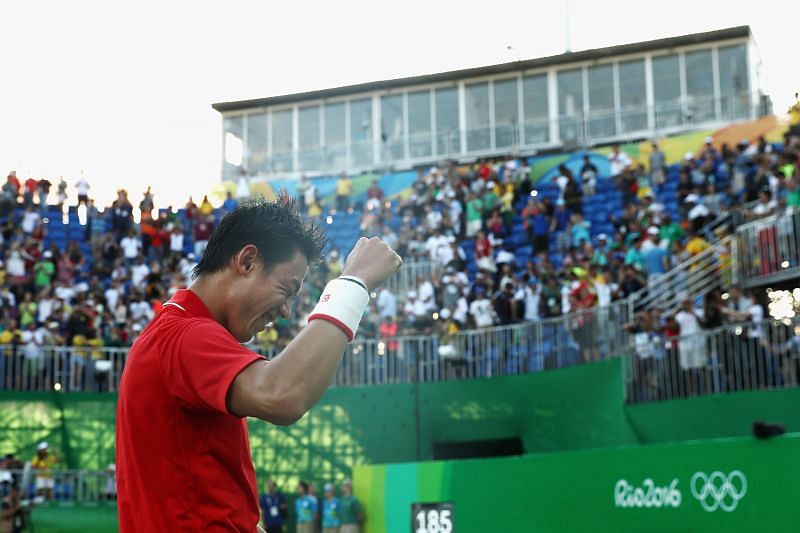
[354,434,800,533]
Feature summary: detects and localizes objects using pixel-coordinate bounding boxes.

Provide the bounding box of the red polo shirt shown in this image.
[116,289,264,532]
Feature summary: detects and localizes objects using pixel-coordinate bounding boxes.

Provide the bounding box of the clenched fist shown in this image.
[342,237,403,291]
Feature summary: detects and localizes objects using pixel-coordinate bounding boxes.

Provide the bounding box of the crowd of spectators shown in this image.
[0,127,797,389]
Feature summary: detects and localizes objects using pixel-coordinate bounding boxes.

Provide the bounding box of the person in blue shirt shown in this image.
[295,481,317,533]
[642,227,670,281]
[221,191,239,217]
[259,479,287,533]
[321,483,342,533]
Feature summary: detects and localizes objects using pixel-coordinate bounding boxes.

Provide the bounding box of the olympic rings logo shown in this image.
[690,471,747,512]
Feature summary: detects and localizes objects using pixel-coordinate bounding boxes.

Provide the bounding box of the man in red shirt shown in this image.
[116,196,401,532]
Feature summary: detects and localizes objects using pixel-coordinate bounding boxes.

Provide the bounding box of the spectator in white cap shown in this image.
[321,482,342,533]
[640,226,661,254]
[700,136,718,160]
[32,441,59,500]
[685,193,711,231]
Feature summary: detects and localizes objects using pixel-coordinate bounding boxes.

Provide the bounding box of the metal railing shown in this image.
[0,468,115,503]
[623,317,800,404]
[331,300,632,386]
[628,234,735,315]
[734,209,800,288]
[0,301,633,392]
[0,346,127,393]
[383,260,439,297]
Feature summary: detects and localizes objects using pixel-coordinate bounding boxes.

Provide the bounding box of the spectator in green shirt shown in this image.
[338,479,364,533]
[465,194,484,237]
[658,215,685,251]
[481,182,498,215]
[787,177,800,208]
[33,251,56,289]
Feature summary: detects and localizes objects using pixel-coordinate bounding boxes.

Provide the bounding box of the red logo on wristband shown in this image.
[321,294,330,302]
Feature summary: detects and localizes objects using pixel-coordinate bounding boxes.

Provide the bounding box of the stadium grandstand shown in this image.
[1,24,799,533]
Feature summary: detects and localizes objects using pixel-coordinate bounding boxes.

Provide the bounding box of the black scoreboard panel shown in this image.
[411,502,454,533]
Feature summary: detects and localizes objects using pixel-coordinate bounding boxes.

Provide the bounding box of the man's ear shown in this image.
[235,244,260,275]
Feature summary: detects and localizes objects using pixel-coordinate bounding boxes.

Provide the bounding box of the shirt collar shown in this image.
[166,289,214,319]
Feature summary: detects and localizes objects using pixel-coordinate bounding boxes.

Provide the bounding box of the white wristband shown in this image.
[307,277,370,342]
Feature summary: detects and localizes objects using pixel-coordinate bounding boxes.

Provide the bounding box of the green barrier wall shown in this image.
[354,434,800,533]
[3,359,800,487]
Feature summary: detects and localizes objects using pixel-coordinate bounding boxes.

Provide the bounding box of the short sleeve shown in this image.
[158,318,265,414]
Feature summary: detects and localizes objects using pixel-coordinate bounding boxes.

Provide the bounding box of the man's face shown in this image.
[227,249,308,343]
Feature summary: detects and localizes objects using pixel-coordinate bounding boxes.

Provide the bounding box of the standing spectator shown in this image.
[139,186,154,220]
[20,206,40,235]
[563,173,583,214]
[469,287,495,328]
[111,190,134,241]
[76,173,90,206]
[608,144,632,178]
[169,225,184,257]
[236,169,250,200]
[338,479,363,533]
[464,193,483,237]
[335,173,353,211]
[296,175,310,211]
[199,195,213,217]
[222,191,239,217]
[1,174,18,216]
[259,479,287,533]
[23,176,37,208]
[37,177,51,210]
[492,282,519,325]
[56,176,68,208]
[193,215,213,258]
[649,141,667,186]
[642,227,669,283]
[120,230,141,264]
[375,287,397,320]
[579,155,599,196]
[321,483,342,533]
[365,179,384,211]
[31,442,59,500]
[675,298,706,396]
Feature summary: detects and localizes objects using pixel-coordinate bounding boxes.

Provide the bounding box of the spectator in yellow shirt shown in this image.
[685,230,711,258]
[199,195,214,216]
[32,442,59,500]
[335,173,352,211]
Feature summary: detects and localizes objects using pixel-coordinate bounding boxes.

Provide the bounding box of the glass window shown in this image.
[652,54,682,128]
[522,74,549,144]
[685,49,715,122]
[324,102,346,170]
[587,64,615,138]
[408,90,432,159]
[718,44,749,119]
[381,94,405,162]
[298,106,321,171]
[618,59,647,133]
[557,68,583,141]
[435,87,460,156]
[270,109,293,172]
[465,82,490,152]
[223,115,243,179]
[493,78,519,149]
[349,98,373,168]
[245,113,267,175]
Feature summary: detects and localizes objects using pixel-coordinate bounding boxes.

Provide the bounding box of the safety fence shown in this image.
[0,468,115,504]
[384,260,439,298]
[0,346,128,393]
[735,209,800,288]
[0,302,632,391]
[622,317,800,404]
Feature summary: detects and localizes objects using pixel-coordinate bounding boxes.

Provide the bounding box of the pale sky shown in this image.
[1,0,795,211]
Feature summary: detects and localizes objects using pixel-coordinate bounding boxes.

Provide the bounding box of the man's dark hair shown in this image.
[193,194,326,278]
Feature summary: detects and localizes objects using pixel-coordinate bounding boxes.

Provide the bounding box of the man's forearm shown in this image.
[263,321,349,416]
